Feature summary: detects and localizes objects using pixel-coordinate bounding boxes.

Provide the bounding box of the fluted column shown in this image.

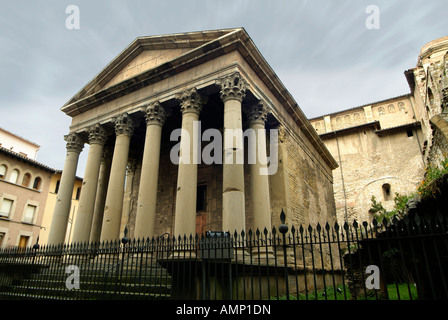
[246,101,272,234]
[72,124,108,243]
[48,132,84,245]
[216,72,247,235]
[89,148,112,243]
[134,102,166,239]
[173,89,207,238]
[100,113,134,242]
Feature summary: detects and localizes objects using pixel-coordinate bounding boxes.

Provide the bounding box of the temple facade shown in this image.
[47,28,338,245]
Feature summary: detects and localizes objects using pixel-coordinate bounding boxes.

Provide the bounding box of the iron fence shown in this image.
[0,210,447,300]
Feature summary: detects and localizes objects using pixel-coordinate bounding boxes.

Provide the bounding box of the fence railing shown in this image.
[0,210,447,300]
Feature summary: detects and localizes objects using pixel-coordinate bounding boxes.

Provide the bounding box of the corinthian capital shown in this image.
[246,100,269,126]
[216,72,248,103]
[88,123,108,145]
[64,132,84,153]
[113,113,134,137]
[175,88,208,115]
[144,101,166,126]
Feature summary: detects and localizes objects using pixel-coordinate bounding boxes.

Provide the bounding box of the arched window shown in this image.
[22,173,31,187]
[382,183,391,201]
[0,164,6,179]
[344,114,351,124]
[33,177,42,190]
[9,169,19,184]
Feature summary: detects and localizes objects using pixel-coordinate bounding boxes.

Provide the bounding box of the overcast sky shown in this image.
[0,0,446,176]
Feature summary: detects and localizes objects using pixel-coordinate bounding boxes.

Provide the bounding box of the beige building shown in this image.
[310,35,448,224]
[47,28,339,245]
[0,139,52,248]
[310,95,425,223]
[0,127,83,248]
[0,127,40,160]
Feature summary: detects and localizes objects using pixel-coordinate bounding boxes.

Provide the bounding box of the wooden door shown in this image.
[18,236,29,252]
[196,212,206,237]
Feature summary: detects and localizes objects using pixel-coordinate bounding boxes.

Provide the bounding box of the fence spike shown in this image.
[308,224,313,233]
[280,209,286,224]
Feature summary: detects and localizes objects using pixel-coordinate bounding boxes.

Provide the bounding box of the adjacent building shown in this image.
[310,35,448,224]
[0,128,52,248]
[0,127,82,248]
[309,95,425,223]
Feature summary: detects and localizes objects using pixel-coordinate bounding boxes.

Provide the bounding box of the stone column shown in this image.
[216,72,247,235]
[48,132,84,245]
[246,101,272,234]
[134,102,166,240]
[71,124,108,243]
[173,88,207,238]
[100,113,134,242]
[89,148,112,243]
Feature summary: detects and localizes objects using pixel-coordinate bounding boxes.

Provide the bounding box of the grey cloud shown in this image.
[0,0,445,176]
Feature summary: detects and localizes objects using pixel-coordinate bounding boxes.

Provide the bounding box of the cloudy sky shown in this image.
[0,0,446,176]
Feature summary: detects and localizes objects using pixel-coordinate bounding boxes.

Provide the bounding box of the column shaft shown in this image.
[247,102,272,233]
[47,133,84,245]
[173,89,206,238]
[217,72,248,235]
[134,102,166,239]
[72,124,107,243]
[100,113,134,242]
[89,149,112,243]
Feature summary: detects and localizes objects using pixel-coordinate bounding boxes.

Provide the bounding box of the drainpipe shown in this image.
[334,131,348,224]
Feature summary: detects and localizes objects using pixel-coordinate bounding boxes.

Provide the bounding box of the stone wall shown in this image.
[310,95,426,224]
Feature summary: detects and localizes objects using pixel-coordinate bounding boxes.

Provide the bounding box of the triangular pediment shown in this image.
[63,28,242,107]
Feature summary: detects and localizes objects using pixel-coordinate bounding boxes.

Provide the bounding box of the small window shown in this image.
[22,173,31,187]
[407,129,413,137]
[0,232,5,247]
[0,164,6,179]
[23,205,36,224]
[55,180,60,194]
[75,187,81,200]
[33,177,42,190]
[9,169,19,184]
[196,185,207,212]
[382,183,391,201]
[0,199,13,218]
